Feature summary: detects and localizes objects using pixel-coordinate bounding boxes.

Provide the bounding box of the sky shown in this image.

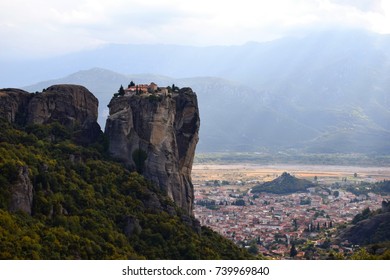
[1,0,390,59]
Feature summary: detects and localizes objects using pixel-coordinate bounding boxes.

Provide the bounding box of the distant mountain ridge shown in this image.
[16,30,390,154]
[4,29,390,88]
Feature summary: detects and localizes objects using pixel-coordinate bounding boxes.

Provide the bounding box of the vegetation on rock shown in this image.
[252,172,314,194]
[0,119,254,259]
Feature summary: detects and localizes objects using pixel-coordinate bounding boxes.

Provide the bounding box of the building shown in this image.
[124,82,170,96]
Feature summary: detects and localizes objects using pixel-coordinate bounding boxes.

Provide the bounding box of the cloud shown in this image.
[328,0,383,13]
[0,0,389,59]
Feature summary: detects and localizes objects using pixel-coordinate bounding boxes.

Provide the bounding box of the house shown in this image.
[124,82,172,97]
[124,83,156,95]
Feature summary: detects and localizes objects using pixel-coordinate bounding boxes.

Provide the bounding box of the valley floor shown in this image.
[192,163,390,185]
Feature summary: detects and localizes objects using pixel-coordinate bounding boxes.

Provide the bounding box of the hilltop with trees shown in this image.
[251,172,314,195]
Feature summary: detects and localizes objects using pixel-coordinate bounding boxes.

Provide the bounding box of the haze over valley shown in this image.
[10,30,390,156]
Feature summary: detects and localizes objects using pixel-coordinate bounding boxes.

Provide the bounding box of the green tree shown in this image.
[292,219,298,231]
[352,207,371,224]
[248,243,259,255]
[290,244,298,258]
[235,199,246,206]
[350,248,375,260]
[118,85,125,96]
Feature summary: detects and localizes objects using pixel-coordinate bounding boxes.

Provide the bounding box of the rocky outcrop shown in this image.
[1,84,200,216]
[0,88,32,124]
[0,85,101,143]
[0,85,101,215]
[9,166,34,214]
[27,85,98,127]
[337,212,390,245]
[105,88,200,215]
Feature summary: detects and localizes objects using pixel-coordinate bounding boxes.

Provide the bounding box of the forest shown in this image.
[0,119,255,259]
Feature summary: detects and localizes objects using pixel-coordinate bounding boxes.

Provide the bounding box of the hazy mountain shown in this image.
[24,68,320,152]
[14,30,390,154]
[3,29,390,86]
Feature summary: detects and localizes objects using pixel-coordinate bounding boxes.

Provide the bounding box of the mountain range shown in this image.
[4,29,390,154]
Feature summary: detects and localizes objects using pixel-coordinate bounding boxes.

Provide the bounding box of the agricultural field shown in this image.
[192,164,390,188]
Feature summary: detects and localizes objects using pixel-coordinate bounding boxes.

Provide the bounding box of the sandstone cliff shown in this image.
[105,88,200,215]
[27,85,98,126]
[1,84,200,216]
[0,85,101,144]
[0,88,32,124]
[0,85,101,215]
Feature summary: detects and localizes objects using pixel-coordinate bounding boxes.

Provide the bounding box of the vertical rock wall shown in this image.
[105,88,200,215]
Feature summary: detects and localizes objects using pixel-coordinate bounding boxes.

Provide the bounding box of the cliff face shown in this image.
[9,166,34,214]
[105,88,200,214]
[0,85,100,143]
[1,84,200,216]
[27,85,98,127]
[0,88,32,124]
[0,85,101,215]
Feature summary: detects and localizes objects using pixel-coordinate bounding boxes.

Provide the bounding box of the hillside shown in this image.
[19,30,390,155]
[0,86,254,259]
[337,202,390,249]
[0,121,255,260]
[251,172,314,194]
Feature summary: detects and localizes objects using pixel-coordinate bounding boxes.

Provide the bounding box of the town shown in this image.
[193,164,390,259]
